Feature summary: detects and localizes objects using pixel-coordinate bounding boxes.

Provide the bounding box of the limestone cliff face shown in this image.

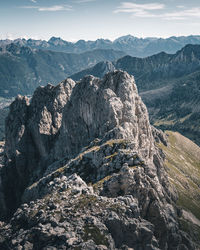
[53,71,154,163]
[6,78,75,161]
[0,71,196,249]
[5,71,155,181]
[3,78,75,216]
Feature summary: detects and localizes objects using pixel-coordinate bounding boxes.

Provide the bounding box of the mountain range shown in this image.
[1,35,200,57]
[70,44,200,146]
[0,43,125,97]
[1,39,200,147]
[72,44,200,90]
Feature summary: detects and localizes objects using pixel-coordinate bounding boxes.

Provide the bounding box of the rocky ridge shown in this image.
[0,71,197,249]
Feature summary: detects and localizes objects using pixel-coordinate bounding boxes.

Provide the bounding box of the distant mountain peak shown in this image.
[175,44,200,62]
[114,34,138,43]
[48,36,63,42]
[48,36,67,46]
[1,34,200,57]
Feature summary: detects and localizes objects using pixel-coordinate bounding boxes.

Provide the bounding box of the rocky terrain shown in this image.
[0,71,199,249]
[2,35,200,57]
[0,98,15,140]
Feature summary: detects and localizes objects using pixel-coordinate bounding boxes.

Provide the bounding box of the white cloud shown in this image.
[21,5,72,12]
[162,7,200,20]
[114,2,200,20]
[74,0,96,3]
[114,2,165,14]
[38,5,72,11]
[30,0,37,3]
[177,5,185,9]
[190,22,200,26]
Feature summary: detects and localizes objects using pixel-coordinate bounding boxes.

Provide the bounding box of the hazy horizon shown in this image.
[1,0,200,41]
[1,33,200,43]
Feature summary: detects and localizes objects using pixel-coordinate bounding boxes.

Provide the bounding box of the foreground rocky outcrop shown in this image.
[0,71,198,249]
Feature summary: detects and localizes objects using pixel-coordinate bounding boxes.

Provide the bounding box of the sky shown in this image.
[1,0,200,41]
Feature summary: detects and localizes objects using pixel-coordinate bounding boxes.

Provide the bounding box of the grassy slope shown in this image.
[158,131,200,244]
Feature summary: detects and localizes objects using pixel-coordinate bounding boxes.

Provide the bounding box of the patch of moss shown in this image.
[93,175,111,192]
[129,166,138,169]
[83,224,109,247]
[179,218,200,245]
[29,209,39,218]
[177,193,200,220]
[108,203,124,216]
[78,146,100,161]
[104,139,129,148]
[52,167,65,178]
[105,152,118,160]
[154,118,175,127]
[73,247,82,250]
[74,195,99,210]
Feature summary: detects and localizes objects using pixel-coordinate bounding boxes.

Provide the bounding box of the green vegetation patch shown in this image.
[179,218,200,246]
[93,175,111,192]
[104,139,130,148]
[74,195,99,210]
[157,131,200,220]
[83,224,109,246]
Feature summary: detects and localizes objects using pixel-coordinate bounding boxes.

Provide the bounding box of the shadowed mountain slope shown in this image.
[0,43,125,97]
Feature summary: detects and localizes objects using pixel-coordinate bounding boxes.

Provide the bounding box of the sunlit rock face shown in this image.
[54,71,155,164]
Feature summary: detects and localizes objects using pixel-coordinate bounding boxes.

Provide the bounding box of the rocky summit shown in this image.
[0,71,197,249]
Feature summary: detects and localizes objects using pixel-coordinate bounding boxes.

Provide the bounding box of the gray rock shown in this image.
[0,71,196,249]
